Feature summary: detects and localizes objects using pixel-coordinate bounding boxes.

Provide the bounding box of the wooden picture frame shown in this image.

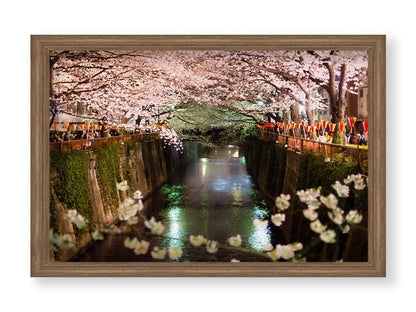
[31,35,385,277]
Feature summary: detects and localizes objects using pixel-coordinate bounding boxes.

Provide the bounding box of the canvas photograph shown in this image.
[47,48,369,264]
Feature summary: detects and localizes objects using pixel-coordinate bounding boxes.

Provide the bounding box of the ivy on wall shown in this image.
[50,150,93,236]
[93,144,122,213]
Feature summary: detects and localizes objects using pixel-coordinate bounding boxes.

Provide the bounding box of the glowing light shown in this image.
[200,158,208,163]
[248,224,271,251]
[231,150,239,158]
[239,156,246,165]
[201,163,207,177]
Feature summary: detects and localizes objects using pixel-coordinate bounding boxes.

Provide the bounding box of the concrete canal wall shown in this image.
[49,139,198,261]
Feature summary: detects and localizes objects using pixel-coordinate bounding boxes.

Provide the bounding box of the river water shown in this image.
[75,146,285,262]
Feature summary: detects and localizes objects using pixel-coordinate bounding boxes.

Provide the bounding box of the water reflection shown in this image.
[75,146,283,262]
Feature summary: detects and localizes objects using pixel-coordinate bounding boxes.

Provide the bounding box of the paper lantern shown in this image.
[329,123,336,133]
[339,122,346,133]
[322,120,328,130]
[348,117,356,128]
[53,123,58,131]
[86,122,90,129]
[363,121,368,133]
[71,124,76,130]
[79,124,85,130]
[316,122,321,130]
[296,123,301,129]
[64,122,69,129]
[301,121,305,127]
[99,125,102,130]
[93,124,97,130]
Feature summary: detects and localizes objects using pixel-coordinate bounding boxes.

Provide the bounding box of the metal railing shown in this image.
[50,133,160,153]
[260,131,368,160]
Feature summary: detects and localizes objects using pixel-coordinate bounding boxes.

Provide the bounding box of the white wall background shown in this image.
[0,1,412,311]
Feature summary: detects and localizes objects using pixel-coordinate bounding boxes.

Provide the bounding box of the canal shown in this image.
[75,145,285,262]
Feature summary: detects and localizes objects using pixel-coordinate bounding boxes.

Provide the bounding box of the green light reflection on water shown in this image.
[239,156,246,165]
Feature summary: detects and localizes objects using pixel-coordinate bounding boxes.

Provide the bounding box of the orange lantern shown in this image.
[296,123,301,129]
[53,123,58,131]
[339,122,346,133]
[329,123,336,133]
[85,122,90,129]
[64,122,69,129]
[71,124,76,131]
[93,124,97,130]
[79,124,85,130]
[99,125,102,130]
[306,126,311,133]
[322,120,328,130]
[316,122,321,130]
[301,121,305,127]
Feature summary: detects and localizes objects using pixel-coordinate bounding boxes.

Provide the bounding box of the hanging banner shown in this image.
[316,122,321,130]
[99,125,102,130]
[301,121,305,127]
[329,123,336,133]
[306,126,311,133]
[71,124,76,131]
[93,124,97,130]
[322,120,328,130]
[85,122,90,129]
[363,121,368,133]
[79,124,85,130]
[296,123,301,129]
[53,123,58,131]
[64,122,69,129]
[339,122,346,133]
[311,126,315,133]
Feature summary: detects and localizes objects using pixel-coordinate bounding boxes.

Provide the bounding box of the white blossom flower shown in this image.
[206,240,218,253]
[263,243,274,251]
[271,213,286,226]
[297,188,322,210]
[64,209,86,229]
[124,237,138,249]
[354,179,366,190]
[92,230,104,240]
[289,242,303,252]
[228,234,242,247]
[277,244,295,260]
[127,216,139,225]
[328,208,344,225]
[133,190,143,200]
[253,219,268,228]
[168,247,183,259]
[151,246,166,259]
[320,229,337,243]
[332,181,350,197]
[275,194,291,210]
[118,198,139,221]
[344,174,366,190]
[116,180,129,191]
[340,224,351,234]
[310,219,327,234]
[134,240,150,255]
[144,217,166,235]
[303,209,318,221]
[320,193,338,209]
[189,235,206,246]
[346,210,363,224]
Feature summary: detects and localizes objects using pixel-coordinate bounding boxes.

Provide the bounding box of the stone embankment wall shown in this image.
[245,136,367,261]
[49,139,198,261]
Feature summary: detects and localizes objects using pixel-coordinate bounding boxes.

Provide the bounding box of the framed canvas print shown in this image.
[31,35,385,277]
